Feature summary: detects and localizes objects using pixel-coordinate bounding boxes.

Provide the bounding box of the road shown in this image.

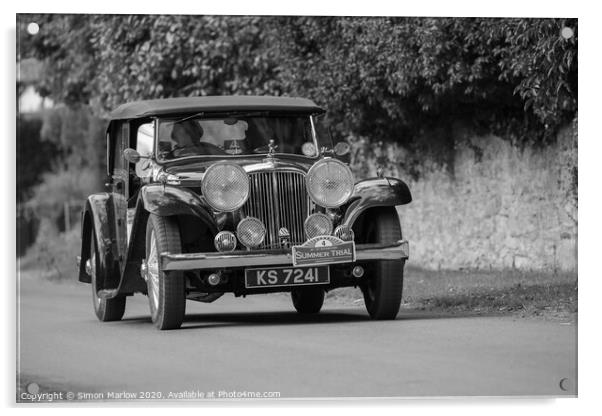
[17,274,577,400]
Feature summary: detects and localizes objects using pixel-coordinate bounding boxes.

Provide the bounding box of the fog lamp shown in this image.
[237,217,266,249]
[334,225,355,241]
[304,213,333,239]
[214,231,237,252]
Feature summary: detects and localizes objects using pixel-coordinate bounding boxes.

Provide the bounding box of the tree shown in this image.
[272,17,577,144]
[16,116,58,202]
[19,15,577,148]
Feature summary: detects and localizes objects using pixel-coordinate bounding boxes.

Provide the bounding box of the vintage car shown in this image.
[78,96,411,329]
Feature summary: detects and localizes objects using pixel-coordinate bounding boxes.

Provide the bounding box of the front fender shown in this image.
[342,177,412,227]
[78,193,115,284]
[140,184,218,234]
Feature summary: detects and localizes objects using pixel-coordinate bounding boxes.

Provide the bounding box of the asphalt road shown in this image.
[17,274,577,400]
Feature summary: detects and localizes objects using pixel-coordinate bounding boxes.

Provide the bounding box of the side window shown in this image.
[135,122,154,178]
[110,121,129,174]
[136,122,154,157]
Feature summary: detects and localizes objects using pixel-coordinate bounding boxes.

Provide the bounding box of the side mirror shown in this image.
[123,148,143,163]
[333,142,351,156]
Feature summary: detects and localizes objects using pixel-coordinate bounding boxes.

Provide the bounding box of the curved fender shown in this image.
[111,187,219,297]
[342,177,412,227]
[78,193,115,284]
[141,184,218,234]
[113,196,149,295]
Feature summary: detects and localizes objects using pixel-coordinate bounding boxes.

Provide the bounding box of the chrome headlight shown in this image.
[201,162,249,212]
[306,158,354,208]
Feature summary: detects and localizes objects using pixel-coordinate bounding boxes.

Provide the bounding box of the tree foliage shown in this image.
[273,17,577,144]
[18,15,577,147]
[16,116,58,202]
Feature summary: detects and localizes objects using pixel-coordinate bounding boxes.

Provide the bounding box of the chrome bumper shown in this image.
[161,240,409,271]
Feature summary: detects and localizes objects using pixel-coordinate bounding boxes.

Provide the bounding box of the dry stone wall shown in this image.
[350,120,577,271]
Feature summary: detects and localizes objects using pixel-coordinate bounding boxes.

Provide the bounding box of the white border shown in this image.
[5,2,599,415]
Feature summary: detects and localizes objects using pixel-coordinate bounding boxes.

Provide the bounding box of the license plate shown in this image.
[244,266,330,289]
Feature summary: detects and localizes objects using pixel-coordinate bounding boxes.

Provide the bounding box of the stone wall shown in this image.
[350,120,577,271]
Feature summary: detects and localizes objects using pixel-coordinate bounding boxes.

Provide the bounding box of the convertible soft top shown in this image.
[109,96,325,119]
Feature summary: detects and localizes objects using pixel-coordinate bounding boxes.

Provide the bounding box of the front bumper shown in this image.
[161,240,409,271]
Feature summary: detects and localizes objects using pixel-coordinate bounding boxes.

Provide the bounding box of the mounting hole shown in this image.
[559,377,573,391]
[26,22,39,35]
[26,382,40,394]
[561,27,574,40]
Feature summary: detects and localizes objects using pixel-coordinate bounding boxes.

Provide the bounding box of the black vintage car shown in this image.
[78,96,411,329]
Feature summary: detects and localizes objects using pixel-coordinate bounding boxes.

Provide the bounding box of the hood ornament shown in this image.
[267,139,277,156]
[263,139,279,165]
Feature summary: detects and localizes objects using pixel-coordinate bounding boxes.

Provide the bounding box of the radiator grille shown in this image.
[242,171,313,249]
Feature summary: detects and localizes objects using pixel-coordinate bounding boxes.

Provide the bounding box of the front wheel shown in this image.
[291,287,325,314]
[361,208,405,320]
[145,214,186,330]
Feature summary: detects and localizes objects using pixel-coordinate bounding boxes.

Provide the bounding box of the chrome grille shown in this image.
[243,170,313,249]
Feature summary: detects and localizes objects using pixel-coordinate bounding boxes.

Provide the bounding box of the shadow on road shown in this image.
[118,308,494,330]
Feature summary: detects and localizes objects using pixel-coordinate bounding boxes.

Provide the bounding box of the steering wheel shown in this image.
[169,142,227,158]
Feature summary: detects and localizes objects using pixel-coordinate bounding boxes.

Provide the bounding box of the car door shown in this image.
[109,121,129,275]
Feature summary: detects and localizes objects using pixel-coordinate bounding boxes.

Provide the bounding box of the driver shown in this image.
[170,120,205,157]
[168,118,250,157]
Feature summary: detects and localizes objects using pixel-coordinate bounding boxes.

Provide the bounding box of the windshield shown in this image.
[157,114,318,160]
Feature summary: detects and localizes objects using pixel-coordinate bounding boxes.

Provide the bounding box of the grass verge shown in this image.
[327,266,577,321]
[18,227,80,281]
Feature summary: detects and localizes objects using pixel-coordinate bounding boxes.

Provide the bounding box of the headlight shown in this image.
[201,162,249,212]
[306,158,354,208]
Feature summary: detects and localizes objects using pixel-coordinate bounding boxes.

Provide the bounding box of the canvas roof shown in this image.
[109,95,324,119]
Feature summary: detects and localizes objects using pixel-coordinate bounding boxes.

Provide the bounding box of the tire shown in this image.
[361,208,405,320]
[90,232,126,322]
[291,287,325,314]
[145,214,186,330]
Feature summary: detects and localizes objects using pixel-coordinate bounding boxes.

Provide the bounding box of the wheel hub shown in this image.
[147,230,160,311]
[90,250,101,307]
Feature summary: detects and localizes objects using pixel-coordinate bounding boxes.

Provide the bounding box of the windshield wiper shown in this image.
[172,111,271,124]
[173,112,205,124]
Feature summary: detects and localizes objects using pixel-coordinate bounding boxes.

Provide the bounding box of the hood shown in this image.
[161,154,318,183]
